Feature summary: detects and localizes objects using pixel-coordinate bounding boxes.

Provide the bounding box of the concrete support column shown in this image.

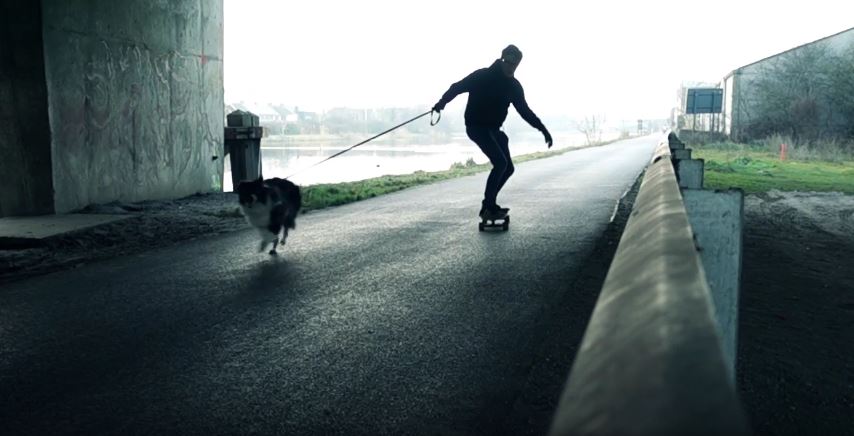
[0,0,54,217]
[42,0,224,213]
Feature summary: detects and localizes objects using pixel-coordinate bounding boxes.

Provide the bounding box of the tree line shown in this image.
[743,41,854,149]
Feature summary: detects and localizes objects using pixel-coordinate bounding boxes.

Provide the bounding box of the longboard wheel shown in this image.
[478,222,485,231]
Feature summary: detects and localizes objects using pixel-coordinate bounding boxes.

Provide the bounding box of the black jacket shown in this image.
[436,60,546,131]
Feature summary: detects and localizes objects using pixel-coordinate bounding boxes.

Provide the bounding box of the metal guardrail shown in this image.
[548,136,750,435]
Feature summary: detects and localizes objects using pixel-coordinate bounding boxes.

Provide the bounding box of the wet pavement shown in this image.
[0,136,658,435]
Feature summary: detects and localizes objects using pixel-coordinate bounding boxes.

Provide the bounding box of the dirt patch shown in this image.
[0,193,246,285]
[737,191,854,435]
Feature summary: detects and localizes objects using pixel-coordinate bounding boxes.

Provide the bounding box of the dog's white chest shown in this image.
[241,203,272,228]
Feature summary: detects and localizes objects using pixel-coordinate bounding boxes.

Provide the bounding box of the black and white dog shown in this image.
[237,177,302,255]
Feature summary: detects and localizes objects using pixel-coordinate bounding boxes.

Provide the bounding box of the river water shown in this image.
[223,131,619,190]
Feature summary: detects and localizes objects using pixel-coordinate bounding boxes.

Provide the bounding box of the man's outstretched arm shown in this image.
[433,70,481,111]
[512,84,553,147]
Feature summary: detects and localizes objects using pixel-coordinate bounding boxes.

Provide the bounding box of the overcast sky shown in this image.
[223,0,853,120]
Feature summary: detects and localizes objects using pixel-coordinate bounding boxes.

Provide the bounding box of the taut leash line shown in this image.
[286,110,439,179]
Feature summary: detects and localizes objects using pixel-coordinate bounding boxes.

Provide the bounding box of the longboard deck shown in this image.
[479,214,509,231]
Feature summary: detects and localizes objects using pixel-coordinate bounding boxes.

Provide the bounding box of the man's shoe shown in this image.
[481,202,509,215]
[479,206,507,220]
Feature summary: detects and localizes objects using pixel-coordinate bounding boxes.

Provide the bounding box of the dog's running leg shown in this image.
[269,236,279,255]
[280,228,289,246]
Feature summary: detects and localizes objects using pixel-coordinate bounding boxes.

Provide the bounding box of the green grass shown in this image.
[691,144,854,194]
[300,143,588,211]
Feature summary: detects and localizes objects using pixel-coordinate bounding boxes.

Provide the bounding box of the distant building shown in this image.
[224,102,294,135]
[271,105,293,120]
[720,26,854,140]
[293,107,320,134]
[673,26,854,140]
[240,102,284,124]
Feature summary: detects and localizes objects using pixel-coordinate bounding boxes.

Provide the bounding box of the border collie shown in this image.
[237,177,302,255]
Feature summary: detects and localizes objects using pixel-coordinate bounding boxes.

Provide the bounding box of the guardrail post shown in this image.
[669,134,703,189]
[668,131,744,380]
[668,132,685,149]
[682,189,744,382]
[673,149,692,160]
[676,159,704,189]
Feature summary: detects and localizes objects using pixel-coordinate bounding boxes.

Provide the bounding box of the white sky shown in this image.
[224,0,853,120]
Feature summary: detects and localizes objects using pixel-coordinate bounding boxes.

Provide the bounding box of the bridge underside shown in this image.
[0,0,224,217]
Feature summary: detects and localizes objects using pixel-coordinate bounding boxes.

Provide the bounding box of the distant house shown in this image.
[222,102,289,135]
[241,102,284,124]
[294,107,320,134]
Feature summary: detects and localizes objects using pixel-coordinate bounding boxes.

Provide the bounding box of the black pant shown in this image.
[466,125,514,209]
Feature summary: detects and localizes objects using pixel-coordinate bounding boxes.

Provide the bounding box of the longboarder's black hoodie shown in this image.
[435,59,546,132]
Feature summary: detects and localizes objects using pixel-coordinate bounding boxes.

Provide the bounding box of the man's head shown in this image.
[500,44,523,77]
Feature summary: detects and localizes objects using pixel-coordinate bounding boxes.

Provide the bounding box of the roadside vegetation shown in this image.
[301,141,604,211]
[690,135,854,194]
[683,40,854,195]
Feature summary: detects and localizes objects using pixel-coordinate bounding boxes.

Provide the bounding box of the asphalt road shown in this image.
[0,136,658,435]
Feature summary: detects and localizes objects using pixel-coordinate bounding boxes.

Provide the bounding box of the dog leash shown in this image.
[285,109,442,179]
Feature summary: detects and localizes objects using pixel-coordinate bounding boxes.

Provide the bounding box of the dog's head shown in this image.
[236,177,269,208]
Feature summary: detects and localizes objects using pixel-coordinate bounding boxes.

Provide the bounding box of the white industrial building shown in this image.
[676,26,854,141]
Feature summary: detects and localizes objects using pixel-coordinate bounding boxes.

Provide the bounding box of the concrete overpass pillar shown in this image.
[0,0,224,217]
[0,1,55,217]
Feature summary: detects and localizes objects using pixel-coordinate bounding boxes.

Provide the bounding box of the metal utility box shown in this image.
[224,110,264,189]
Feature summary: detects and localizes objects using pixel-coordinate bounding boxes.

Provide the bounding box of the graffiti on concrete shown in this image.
[43,1,223,212]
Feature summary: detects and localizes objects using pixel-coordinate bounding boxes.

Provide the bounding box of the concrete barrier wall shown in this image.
[549,134,748,435]
[41,0,224,213]
[683,189,744,378]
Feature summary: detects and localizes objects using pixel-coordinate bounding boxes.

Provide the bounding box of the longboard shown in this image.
[479,214,509,231]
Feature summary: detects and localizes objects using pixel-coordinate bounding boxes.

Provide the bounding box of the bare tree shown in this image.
[745,41,848,144]
[574,114,605,145]
[828,45,854,140]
